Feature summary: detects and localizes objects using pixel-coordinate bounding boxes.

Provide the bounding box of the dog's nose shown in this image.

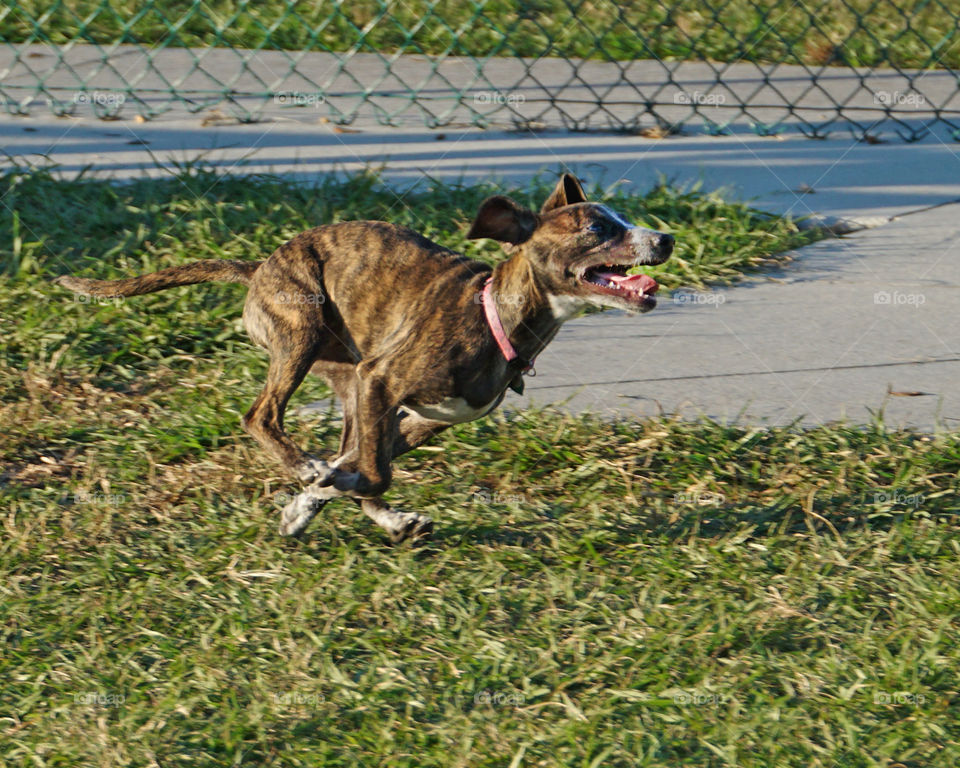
[657,233,674,257]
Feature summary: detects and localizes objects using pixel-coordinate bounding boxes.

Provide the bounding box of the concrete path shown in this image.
[3,54,960,428]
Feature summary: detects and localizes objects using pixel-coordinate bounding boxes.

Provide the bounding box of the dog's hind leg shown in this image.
[258,351,341,539]
[320,362,362,468]
[277,361,359,537]
[242,345,332,485]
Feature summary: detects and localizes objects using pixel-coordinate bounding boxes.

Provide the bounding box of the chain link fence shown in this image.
[1,1,959,140]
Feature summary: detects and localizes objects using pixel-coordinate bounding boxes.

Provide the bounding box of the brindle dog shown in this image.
[55,174,673,542]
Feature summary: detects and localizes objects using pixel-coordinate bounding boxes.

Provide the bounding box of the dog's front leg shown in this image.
[306,410,441,541]
[356,497,433,544]
[344,407,449,543]
[277,444,365,532]
[279,372,416,540]
[348,377,449,543]
[277,448,365,537]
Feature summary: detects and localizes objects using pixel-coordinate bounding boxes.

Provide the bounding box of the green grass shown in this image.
[2,0,959,69]
[2,168,958,766]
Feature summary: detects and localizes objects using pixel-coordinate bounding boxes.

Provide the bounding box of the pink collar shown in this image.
[481,277,534,373]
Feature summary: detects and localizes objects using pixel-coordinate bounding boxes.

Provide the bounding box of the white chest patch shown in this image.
[402,396,500,425]
[549,294,588,322]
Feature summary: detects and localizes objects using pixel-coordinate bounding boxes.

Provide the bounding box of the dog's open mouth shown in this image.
[581,263,659,305]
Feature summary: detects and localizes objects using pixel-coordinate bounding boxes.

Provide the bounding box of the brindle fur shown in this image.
[54,175,673,543]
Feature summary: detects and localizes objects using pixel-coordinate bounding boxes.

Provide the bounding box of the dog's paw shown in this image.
[278,493,325,537]
[295,457,335,486]
[388,512,434,545]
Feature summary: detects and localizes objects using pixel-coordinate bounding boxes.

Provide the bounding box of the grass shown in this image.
[2,168,958,766]
[2,0,959,69]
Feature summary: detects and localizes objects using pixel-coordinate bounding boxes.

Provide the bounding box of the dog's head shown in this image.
[467,174,673,314]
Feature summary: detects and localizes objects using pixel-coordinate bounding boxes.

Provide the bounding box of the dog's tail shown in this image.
[53,259,263,298]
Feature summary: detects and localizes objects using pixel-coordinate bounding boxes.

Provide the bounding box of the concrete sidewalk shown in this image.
[3,87,960,429]
[525,202,960,430]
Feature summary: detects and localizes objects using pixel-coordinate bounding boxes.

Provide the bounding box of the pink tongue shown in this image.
[601,271,659,295]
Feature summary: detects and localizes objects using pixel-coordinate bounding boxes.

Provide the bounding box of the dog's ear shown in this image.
[466,195,538,245]
[540,173,588,213]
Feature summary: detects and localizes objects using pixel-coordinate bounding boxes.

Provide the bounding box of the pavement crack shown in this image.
[530,356,960,389]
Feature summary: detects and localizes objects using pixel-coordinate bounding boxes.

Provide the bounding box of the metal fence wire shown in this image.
[1,1,959,140]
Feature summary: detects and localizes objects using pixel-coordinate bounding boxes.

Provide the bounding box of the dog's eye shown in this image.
[586,221,609,236]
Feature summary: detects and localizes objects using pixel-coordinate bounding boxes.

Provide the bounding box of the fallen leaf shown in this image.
[636,124,682,139]
[887,386,933,397]
[201,109,239,127]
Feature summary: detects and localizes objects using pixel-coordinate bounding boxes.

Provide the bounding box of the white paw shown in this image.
[278,493,323,537]
[387,511,434,544]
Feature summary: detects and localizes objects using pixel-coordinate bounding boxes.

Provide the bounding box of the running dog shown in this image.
[55,174,673,542]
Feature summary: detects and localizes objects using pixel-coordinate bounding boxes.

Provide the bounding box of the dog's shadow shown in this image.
[275,487,938,555]
[431,492,936,551]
